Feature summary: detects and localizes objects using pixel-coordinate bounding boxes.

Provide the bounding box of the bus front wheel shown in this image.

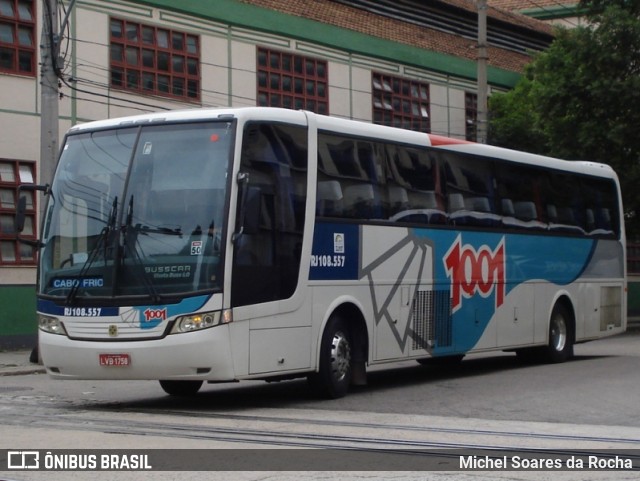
[159,380,203,396]
[308,316,352,399]
[543,303,574,363]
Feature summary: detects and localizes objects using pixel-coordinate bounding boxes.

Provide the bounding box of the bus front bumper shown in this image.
[39,326,236,381]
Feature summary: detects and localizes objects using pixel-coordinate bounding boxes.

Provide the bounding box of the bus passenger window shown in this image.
[596,208,613,233]
[388,185,409,215]
[502,200,546,230]
[501,199,515,217]
[466,196,491,213]
[343,184,376,219]
[443,151,498,227]
[515,201,538,222]
[317,180,343,217]
[585,209,596,233]
[448,193,465,213]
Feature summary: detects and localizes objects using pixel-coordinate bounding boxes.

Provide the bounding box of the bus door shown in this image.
[230,122,311,376]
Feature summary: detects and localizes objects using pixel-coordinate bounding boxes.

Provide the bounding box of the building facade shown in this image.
[0,0,552,347]
[489,0,585,27]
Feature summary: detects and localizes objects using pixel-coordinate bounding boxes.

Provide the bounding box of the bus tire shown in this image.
[159,380,203,396]
[308,316,352,399]
[543,302,574,363]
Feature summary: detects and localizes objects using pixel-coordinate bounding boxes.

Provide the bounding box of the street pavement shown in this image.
[0,347,43,376]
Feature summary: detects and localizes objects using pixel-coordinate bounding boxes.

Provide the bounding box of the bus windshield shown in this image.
[39,120,234,302]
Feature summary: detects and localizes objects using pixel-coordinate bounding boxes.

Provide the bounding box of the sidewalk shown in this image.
[1,319,638,377]
[0,348,45,376]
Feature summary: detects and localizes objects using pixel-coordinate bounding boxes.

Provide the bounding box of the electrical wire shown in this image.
[67,36,474,110]
[48,1,504,138]
[514,0,581,28]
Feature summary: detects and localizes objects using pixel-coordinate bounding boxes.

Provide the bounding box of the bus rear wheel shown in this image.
[543,303,574,363]
[308,316,352,399]
[159,380,203,396]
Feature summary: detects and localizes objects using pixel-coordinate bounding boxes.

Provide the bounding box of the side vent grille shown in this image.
[600,286,622,330]
[411,290,452,350]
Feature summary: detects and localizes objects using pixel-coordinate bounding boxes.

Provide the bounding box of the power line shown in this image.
[64,36,474,112]
[61,76,172,111]
[52,3,497,141]
[490,0,581,29]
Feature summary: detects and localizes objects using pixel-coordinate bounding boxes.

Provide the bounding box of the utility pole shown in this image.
[32,0,60,364]
[40,0,59,208]
[476,0,488,144]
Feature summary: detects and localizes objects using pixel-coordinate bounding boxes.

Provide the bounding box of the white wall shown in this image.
[0,0,484,285]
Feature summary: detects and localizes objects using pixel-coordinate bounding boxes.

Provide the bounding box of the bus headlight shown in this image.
[171,311,222,334]
[39,315,67,335]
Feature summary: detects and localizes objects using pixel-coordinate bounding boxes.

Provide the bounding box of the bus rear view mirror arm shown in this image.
[15,183,50,248]
[232,173,260,243]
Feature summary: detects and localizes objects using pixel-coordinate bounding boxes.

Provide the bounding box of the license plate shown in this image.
[99,353,131,367]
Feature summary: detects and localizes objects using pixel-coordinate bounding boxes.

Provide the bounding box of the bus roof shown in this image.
[434,141,619,180]
[67,107,310,133]
[67,107,617,181]
[69,107,433,147]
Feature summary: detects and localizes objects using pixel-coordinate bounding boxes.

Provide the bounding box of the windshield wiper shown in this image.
[121,195,162,303]
[137,225,183,236]
[65,196,118,305]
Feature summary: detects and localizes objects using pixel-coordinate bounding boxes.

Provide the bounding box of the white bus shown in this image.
[27,107,626,398]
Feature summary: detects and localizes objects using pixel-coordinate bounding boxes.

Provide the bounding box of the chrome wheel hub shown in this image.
[551,314,567,352]
[330,330,351,382]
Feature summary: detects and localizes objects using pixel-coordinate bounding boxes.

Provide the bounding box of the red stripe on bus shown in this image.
[429,134,473,146]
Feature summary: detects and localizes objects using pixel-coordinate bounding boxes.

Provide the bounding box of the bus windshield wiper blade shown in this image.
[65,196,118,305]
[137,225,183,236]
[121,195,162,303]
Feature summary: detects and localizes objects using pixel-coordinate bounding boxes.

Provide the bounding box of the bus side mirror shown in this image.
[232,173,260,243]
[15,195,28,233]
[15,184,49,248]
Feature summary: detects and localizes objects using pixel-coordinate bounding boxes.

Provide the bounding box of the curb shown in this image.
[0,366,46,376]
[0,349,45,377]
